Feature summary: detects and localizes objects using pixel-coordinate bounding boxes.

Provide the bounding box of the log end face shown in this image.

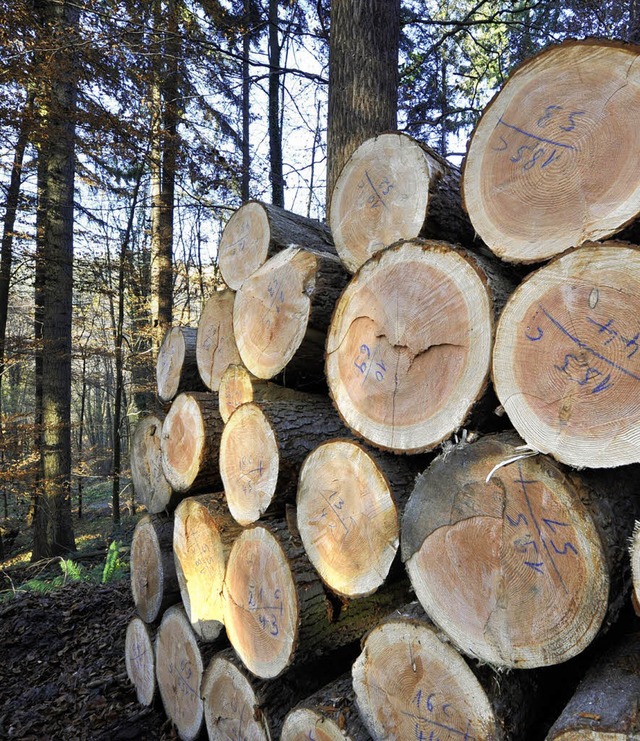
[156,327,187,403]
[125,617,156,707]
[131,415,173,514]
[218,363,254,423]
[219,202,271,290]
[196,288,242,392]
[161,393,206,492]
[281,709,346,741]
[130,516,164,623]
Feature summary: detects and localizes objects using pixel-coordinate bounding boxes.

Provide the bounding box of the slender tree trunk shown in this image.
[326,0,400,211]
[242,0,251,201]
[630,0,640,43]
[32,0,79,559]
[77,353,86,520]
[268,0,284,207]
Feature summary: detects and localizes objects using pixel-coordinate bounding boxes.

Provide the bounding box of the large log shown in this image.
[130,513,180,623]
[280,674,372,741]
[296,438,422,598]
[401,431,639,669]
[462,39,640,264]
[546,632,640,739]
[130,414,174,514]
[161,392,224,493]
[219,395,350,525]
[352,603,539,741]
[156,326,206,403]
[632,521,640,614]
[125,617,156,707]
[155,605,225,741]
[195,288,242,392]
[326,239,512,453]
[329,131,474,273]
[173,494,243,642]
[233,245,349,389]
[492,240,640,468]
[222,520,413,679]
[218,200,336,290]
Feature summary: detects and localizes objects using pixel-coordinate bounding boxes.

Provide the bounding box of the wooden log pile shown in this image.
[126,38,640,741]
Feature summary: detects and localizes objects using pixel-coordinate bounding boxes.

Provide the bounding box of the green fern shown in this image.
[101,540,124,583]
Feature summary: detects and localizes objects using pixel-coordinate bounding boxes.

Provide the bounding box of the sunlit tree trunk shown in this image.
[242,0,252,201]
[326,0,400,211]
[32,0,79,560]
[268,0,284,207]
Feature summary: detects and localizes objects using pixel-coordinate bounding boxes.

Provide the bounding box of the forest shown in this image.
[0,0,634,556]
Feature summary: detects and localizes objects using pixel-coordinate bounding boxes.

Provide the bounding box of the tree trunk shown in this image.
[154,604,225,741]
[219,394,351,525]
[218,200,335,291]
[329,132,474,273]
[462,39,640,264]
[125,617,157,707]
[130,414,174,514]
[281,674,372,741]
[156,326,206,403]
[296,438,424,598]
[493,240,640,468]
[241,0,251,200]
[326,0,400,210]
[223,520,413,679]
[195,288,241,392]
[546,632,640,739]
[202,647,353,741]
[130,512,180,623]
[234,246,348,389]
[32,0,78,560]
[268,0,284,207]
[326,239,512,453]
[173,494,243,641]
[401,431,639,669]
[352,603,540,741]
[160,392,224,494]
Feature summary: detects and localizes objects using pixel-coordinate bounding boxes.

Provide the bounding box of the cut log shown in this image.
[125,617,156,707]
[233,245,349,389]
[173,494,243,642]
[632,522,640,615]
[130,513,180,623]
[130,414,174,514]
[329,131,474,274]
[296,439,421,598]
[219,395,350,525]
[202,647,350,741]
[401,431,639,669]
[156,326,206,403]
[155,605,224,741]
[161,392,224,493]
[352,603,538,741]
[195,288,242,392]
[218,200,336,290]
[546,632,640,739]
[326,239,511,453]
[218,363,305,423]
[462,39,640,264]
[222,520,413,679]
[280,674,372,741]
[492,240,640,468]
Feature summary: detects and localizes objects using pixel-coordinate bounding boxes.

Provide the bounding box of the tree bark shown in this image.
[632,521,640,615]
[160,392,224,494]
[326,239,512,453]
[546,632,640,739]
[130,414,174,514]
[462,39,640,264]
[492,240,640,468]
[281,674,372,741]
[130,513,180,623]
[125,617,156,707]
[222,520,413,679]
[401,431,639,669]
[156,326,207,403]
[268,0,284,207]
[326,0,400,210]
[195,288,241,392]
[219,394,351,525]
[172,494,243,641]
[234,245,348,390]
[352,603,540,741]
[329,132,474,273]
[218,200,335,291]
[32,0,79,559]
[155,604,225,741]
[296,438,424,598]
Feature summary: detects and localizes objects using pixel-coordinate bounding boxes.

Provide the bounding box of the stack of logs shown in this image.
[126,39,640,740]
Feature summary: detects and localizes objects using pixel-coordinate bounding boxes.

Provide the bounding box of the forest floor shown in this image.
[0,487,177,740]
